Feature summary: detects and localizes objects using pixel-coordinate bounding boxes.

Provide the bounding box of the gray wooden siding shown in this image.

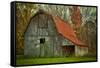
[24,14,63,57]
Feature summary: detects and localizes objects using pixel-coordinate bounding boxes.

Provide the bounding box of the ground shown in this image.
[16,55,97,65]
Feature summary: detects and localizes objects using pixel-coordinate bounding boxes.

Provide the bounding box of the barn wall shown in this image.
[24,14,63,57]
[75,46,88,56]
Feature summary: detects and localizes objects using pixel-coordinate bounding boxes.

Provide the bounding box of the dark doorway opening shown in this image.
[40,38,45,44]
[62,45,75,56]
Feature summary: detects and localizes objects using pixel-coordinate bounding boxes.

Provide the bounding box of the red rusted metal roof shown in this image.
[53,16,87,47]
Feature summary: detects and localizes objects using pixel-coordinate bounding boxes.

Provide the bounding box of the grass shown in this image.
[16,55,97,65]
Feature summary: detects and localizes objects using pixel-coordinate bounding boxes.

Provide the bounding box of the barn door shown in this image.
[39,37,46,57]
[39,37,52,57]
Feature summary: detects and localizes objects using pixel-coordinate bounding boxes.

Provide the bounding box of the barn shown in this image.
[24,10,88,57]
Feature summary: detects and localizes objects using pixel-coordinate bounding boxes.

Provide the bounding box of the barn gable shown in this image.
[24,10,58,37]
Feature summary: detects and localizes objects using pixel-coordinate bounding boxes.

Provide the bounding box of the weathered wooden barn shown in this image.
[24,10,88,57]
